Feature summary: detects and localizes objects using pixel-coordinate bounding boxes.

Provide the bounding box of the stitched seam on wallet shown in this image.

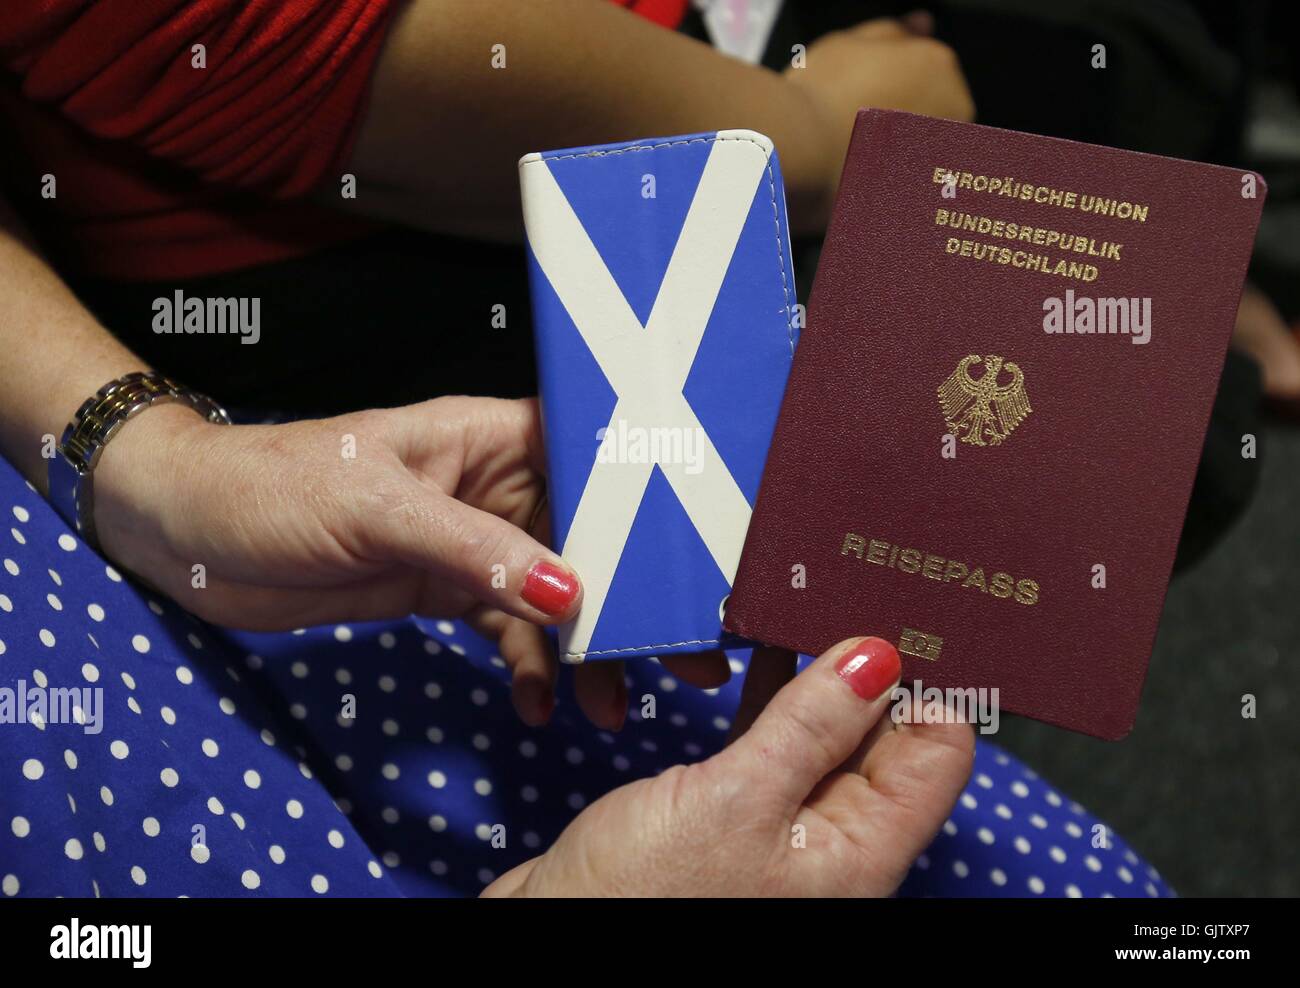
[525,134,792,660]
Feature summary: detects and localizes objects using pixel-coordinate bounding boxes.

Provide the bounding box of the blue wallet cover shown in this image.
[519,130,798,662]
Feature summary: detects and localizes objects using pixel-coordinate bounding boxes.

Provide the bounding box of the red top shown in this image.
[0,0,688,281]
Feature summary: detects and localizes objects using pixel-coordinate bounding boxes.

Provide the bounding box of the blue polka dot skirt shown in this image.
[0,455,1173,898]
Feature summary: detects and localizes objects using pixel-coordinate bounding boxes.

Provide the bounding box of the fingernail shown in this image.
[835,637,901,701]
[514,679,554,725]
[521,561,579,616]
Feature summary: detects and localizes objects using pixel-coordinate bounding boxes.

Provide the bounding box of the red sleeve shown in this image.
[0,0,398,199]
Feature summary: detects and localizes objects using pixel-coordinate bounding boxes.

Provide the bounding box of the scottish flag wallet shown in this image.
[520,130,799,662]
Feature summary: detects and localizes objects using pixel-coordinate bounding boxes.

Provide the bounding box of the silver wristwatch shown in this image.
[49,371,231,549]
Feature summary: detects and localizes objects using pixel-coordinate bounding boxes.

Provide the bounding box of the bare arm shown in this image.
[341,1,974,240]
[0,197,172,493]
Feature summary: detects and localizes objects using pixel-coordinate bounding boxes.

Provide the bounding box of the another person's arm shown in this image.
[343,2,974,239]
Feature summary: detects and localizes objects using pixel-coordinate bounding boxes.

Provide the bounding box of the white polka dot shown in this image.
[381,807,399,825]
[311,874,329,894]
[1011,780,1030,798]
[160,768,179,787]
[382,719,400,737]
[523,831,541,849]
[291,661,308,679]
[428,815,447,833]
[566,793,585,810]
[379,675,396,693]
[92,832,106,853]
[474,778,492,796]
[477,868,495,885]
[22,759,43,780]
[990,868,1007,886]
[1065,882,1083,898]
[1027,875,1045,894]
[474,823,492,841]
[426,726,444,744]
[64,750,77,770]
[423,639,442,655]
[120,671,135,690]
[0,595,10,613]
[333,626,353,642]
[470,688,488,706]
[202,739,219,757]
[191,844,210,864]
[12,506,28,523]
[952,859,969,878]
[518,740,537,758]
[368,861,382,878]
[175,666,193,685]
[105,564,121,581]
[58,533,77,551]
[977,827,995,845]
[87,603,105,622]
[1030,813,1048,829]
[424,681,442,699]
[335,754,353,772]
[378,632,396,649]
[381,763,400,781]
[259,729,275,746]
[131,634,150,653]
[942,820,958,836]
[1118,866,1134,883]
[429,860,448,876]
[2,874,17,896]
[79,662,98,683]
[143,818,160,837]
[269,846,286,865]
[65,838,83,860]
[1014,836,1032,854]
[218,697,236,715]
[47,593,62,611]
[39,629,55,647]
[160,706,176,725]
[521,785,539,803]
[99,786,113,806]
[286,799,304,819]
[244,769,262,790]
[427,771,446,789]
[11,817,30,838]
[231,812,245,830]
[1050,846,1067,864]
[335,668,352,685]
[207,797,224,815]
[328,830,345,849]
[241,870,261,890]
[960,793,978,810]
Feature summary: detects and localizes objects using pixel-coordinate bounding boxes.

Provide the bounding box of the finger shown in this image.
[899,9,935,36]
[726,645,797,745]
[467,608,557,727]
[660,651,731,690]
[574,660,628,732]
[805,710,974,887]
[847,17,911,42]
[363,482,582,625]
[717,636,901,807]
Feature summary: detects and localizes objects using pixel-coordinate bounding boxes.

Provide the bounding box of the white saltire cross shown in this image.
[522,134,771,659]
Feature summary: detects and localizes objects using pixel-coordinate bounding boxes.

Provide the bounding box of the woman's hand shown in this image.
[484,637,975,897]
[784,17,976,220]
[92,396,730,730]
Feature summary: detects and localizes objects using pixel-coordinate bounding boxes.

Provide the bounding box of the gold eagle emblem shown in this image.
[938,354,1031,447]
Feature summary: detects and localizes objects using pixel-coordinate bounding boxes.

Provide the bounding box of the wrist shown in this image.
[775,76,839,236]
[93,401,222,560]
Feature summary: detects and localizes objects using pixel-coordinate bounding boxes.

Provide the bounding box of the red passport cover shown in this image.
[724,110,1266,739]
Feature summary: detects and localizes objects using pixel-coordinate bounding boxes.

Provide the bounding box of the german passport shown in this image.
[724,110,1265,739]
